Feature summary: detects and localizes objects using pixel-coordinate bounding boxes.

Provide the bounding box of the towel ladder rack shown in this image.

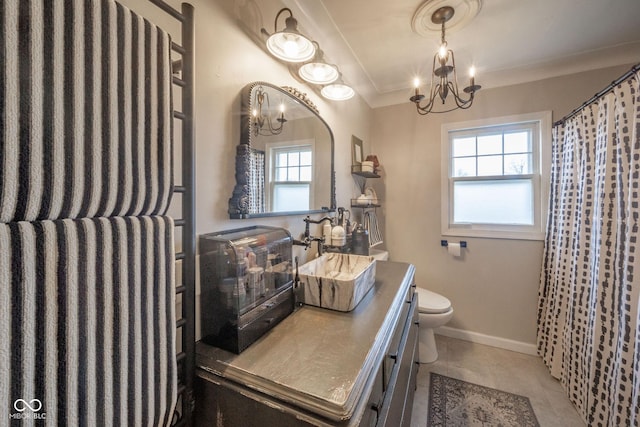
[148,1,196,426]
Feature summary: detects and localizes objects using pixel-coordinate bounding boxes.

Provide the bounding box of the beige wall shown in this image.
[370,64,633,345]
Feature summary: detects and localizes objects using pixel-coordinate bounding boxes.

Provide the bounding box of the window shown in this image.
[267,143,314,212]
[441,111,551,240]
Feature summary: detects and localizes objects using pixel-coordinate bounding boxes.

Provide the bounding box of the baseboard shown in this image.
[436,326,538,356]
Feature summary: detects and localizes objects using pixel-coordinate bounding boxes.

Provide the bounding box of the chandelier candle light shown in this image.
[410,6,481,114]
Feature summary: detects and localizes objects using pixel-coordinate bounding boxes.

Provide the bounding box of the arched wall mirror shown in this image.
[229,82,336,219]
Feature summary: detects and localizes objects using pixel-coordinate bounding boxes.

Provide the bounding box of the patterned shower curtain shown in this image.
[537,69,640,426]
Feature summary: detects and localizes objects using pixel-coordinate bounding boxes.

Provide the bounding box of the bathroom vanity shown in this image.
[195,261,419,426]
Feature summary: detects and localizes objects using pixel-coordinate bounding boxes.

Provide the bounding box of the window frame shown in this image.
[265,140,315,212]
[441,111,551,241]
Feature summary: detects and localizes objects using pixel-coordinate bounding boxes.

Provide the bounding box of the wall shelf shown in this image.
[351,165,380,178]
[351,165,382,208]
[351,200,381,209]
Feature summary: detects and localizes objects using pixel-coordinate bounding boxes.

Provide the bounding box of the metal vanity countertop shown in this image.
[196,260,415,423]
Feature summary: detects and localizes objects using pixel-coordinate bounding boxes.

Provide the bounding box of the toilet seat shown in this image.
[416,287,452,314]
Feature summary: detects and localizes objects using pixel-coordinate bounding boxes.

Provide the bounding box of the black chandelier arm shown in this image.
[417,103,474,114]
[413,81,476,114]
[413,82,442,114]
[415,102,431,115]
[253,88,287,136]
[413,94,435,114]
[446,51,469,105]
[454,96,475,110]
[415,104,432,115]
[448,82,474,108]
[256,118,285,135]
[413,85,477,114]
[257,113,286,135]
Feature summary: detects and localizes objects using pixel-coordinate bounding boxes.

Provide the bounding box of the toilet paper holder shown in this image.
[440,240,467,248]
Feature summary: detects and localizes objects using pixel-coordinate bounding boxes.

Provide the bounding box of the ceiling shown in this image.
[283,0,640,108]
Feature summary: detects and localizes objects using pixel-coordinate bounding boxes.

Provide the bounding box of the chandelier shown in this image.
[410,6,481,114]
[252,86,287,136]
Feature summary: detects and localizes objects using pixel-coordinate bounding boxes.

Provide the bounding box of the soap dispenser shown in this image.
[331,220,346,247]
[322,219,332,244]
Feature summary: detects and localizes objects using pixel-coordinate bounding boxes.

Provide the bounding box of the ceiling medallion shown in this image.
[412,0,482,36]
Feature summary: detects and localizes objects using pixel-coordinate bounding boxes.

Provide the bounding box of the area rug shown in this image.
[428,372,540,426]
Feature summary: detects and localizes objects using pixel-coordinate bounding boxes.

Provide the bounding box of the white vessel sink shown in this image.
[298,253,376,312]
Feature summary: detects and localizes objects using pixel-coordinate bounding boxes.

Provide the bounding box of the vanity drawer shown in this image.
[383,284,416,390]
[377,294,418,426]
[400,305,420,427]
[361,362,384,427]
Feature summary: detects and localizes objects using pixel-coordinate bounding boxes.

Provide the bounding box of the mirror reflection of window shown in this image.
[266,142,314,212]
[230,82,335,219]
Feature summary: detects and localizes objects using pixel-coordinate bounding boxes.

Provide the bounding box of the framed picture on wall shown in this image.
[352,135,363,166]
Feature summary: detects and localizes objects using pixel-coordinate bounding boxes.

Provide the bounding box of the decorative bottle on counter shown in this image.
[351,224,369,255]
[323,220,332,244]
[331,224,346,247]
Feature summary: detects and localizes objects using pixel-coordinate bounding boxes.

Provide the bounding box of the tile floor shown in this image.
[410,335,585,427]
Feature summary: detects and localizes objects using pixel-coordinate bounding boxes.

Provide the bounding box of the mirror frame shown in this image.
[228,82,336,219]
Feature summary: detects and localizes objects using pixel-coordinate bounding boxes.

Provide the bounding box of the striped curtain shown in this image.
[537,70,640,426]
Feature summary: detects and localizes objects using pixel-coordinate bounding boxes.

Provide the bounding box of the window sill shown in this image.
[442,227,545,241]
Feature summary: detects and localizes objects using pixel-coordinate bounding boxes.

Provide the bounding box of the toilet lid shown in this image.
[416,287,452,314]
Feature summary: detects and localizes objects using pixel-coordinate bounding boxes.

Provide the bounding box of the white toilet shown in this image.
[416,287,453,363]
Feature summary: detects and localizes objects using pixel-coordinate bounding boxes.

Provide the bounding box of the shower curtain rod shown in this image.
[553,63,640,127]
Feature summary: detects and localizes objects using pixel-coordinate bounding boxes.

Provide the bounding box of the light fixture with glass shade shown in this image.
[298,42,339,85]
[262,8,316,63]
[410,6,481,115]
[321,78,355,101]
[261,8,354,102]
